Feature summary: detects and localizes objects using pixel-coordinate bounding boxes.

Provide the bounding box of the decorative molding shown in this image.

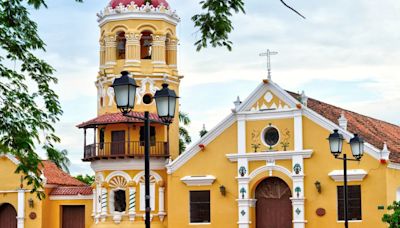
[236,108,301,121]
[328,169,368,182]
[0,153,20,165]
[49,195,93,201]
[133,170,163,184]
[98,3,180,26]
[180,175,216,186]
[226,150,313,162]
[91,158,166,172]
[105,170,132,183]
[388,162,400,170]
[248,164,292,181]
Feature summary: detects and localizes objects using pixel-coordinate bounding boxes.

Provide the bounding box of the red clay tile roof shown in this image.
[77,111,162,128]
[41,161,86,187]
[288,91,400,162]
[50,186,93,196]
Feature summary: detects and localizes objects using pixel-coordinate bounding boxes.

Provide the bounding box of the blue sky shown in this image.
[29,0,400,175]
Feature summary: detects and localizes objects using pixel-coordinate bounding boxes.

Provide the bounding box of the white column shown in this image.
[292,155,306,228]
[159,187,166,221]
[129,187,136,221]
[17,189,25,228]
[101,188,108,222]
[294,111,303,151]
[237,115,250,228]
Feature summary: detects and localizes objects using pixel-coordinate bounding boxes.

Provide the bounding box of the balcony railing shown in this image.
[83,141,169,161]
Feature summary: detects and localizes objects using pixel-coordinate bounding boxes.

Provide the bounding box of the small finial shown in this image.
[338,111,348,130]
[300,90,308,107]
[233,96,242,111]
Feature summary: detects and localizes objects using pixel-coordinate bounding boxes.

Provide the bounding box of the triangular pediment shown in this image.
[239,80,300,112]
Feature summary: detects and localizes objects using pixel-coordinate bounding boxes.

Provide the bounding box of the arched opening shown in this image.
[116,31,126,60]
[0,203,17,228]
[255,177,292,228]
[114,190,126,212]
[140,31,153,60]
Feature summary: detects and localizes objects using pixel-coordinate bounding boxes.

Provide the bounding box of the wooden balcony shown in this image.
[82,141,169,161]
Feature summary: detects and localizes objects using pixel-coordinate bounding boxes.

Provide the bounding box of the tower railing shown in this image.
[83,141,169,161]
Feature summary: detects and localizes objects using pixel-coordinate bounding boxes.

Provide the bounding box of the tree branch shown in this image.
[280,0,306,19]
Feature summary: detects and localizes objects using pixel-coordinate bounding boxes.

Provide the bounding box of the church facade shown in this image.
[1,0,400,228]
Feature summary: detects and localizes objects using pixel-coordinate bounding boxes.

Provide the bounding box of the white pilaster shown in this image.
[17,189,25,228]
[237,116,246,155]
[159,187,166,221]
[101,188,108,222]
[129,187,136,221]
[292,155,306,227]
[294,111,303,151]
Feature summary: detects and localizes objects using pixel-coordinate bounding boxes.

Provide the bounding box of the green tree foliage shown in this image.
[194,0,305,51]
[0,0,81,199]
[46,148,71,174]
[75,174,95,186]
[383,201,400,228]
[179,112,191,154]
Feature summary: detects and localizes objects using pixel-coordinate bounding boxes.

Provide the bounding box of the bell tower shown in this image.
[78,1,180,226]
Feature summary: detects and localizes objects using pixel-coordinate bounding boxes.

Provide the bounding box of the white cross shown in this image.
[260,49,278,80]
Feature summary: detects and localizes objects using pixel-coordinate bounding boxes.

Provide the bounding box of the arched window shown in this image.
[140,31,153,59]
[116,31,126,60]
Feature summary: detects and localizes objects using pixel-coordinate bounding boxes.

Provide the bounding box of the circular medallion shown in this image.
[29,212,37,220]
[316,208,326,217]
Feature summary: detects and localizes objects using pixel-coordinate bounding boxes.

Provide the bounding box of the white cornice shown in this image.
[236,108,301,121]
[388,162,400,170]
[328,169,368,182]
[0,153,20,165]
[180,175,216,186]
[49,195,93,201]
[226,150,313,162]
[91,158,167,172]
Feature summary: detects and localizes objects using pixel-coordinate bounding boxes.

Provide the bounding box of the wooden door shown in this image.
[62,205,85,228]
[0,204,17,228]
[111,131,125,155]
[256,177,292,228]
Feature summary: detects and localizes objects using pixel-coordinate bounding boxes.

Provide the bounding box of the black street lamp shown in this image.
[327,129,364,228]
[112,71,178,228]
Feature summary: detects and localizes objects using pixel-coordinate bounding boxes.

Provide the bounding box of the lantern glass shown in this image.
[154,83,179,124]
[328,129,344,157]
[350,134,364,160]
[112,71,138,114]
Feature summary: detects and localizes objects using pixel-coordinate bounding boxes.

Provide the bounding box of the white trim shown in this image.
[91,158,166,172]
[105,171,132,182]
[0,153,20,165]
[99,11,179,27]
[328,169,367,182]
[226,150,313,162]
[0,190,30,193]
[132,170,163,183]
[388,162,400,170]
[248,164,292,180]
[17,189,25,228]
[166,113,236,174]
[180,175,216,186]
[49,195,93,200]
[236,108,300,121]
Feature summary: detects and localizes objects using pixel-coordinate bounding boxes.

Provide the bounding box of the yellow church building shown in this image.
[1,0,400,227]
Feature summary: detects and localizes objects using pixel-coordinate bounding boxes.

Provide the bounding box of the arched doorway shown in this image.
[0,203,17,228]
[255,177,292,228]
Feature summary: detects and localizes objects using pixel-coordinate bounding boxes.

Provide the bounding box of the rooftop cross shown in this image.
[260,49,278,80]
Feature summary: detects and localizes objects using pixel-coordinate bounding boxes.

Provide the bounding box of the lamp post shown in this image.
[112,71,178,228]
[327,129,364,228]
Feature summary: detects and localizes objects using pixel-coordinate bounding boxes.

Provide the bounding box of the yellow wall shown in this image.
[44,199,92,228]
